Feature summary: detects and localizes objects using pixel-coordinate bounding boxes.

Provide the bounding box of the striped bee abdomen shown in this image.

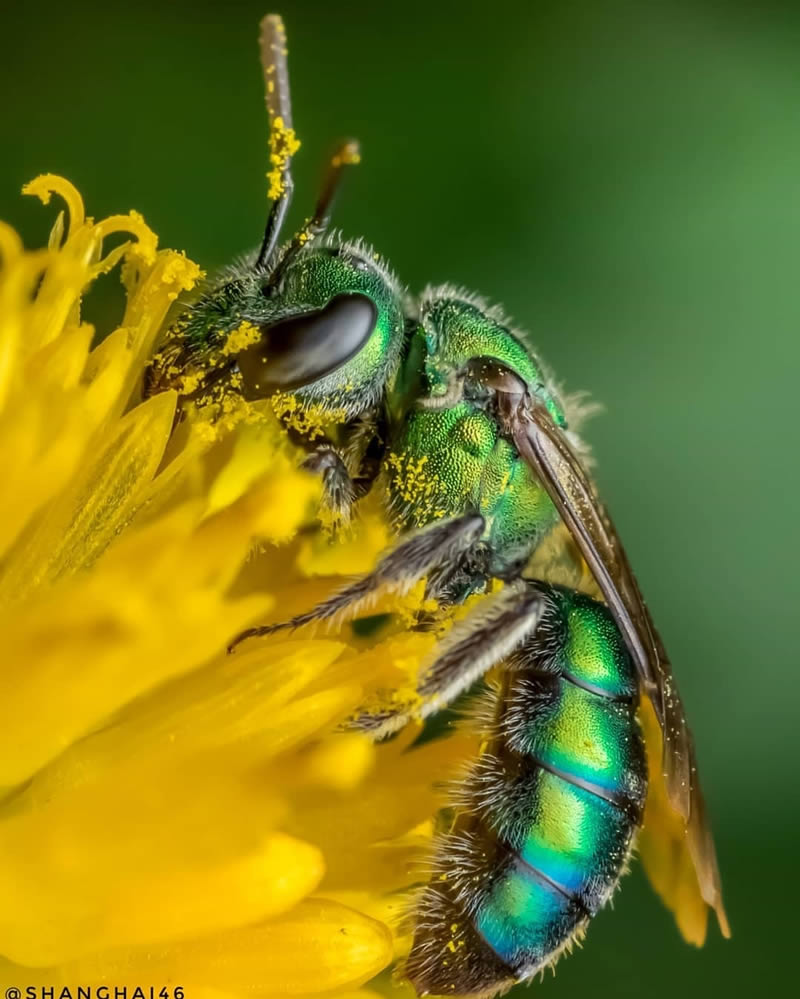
[405,585,648,997]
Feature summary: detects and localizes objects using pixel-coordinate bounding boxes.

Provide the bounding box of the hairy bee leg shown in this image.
[301,417,387,516]
[347,582,547,738]
[341,410,387,500]
[302,445,357,522]
[418,582,546,707]
[228,512,486,651]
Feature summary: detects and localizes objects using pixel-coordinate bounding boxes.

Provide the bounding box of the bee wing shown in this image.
[510,397,730,938]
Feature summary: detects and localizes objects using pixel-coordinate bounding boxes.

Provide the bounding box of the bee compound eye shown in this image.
[236,293,378,397]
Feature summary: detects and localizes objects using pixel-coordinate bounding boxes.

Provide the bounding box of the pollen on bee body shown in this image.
[271,392,348,440]
[266,115,301,200]
[222,320,262,355]
[386,451,449,525]
[331,141,361,168]
[178,371,204,395]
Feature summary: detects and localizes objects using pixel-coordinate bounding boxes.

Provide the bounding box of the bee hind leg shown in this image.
[347,580,546,738]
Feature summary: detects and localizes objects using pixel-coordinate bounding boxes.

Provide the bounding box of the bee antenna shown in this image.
[303,139,362,242]
[255,14,299,272]
[269,139,362,280]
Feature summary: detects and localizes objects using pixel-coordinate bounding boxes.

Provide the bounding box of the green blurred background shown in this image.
[1,0,797,995]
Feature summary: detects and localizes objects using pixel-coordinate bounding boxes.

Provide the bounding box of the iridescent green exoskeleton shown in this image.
[145,14,730,997]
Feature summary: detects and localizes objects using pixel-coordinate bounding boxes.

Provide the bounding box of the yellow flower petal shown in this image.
[0,177,475,997]
[288,728,478,897]
[0,390,177,602]
[638,697,710,946]
[54,900,392,994]
[15,639,347,807]
[0,502,273,786]
[297,495,391,577]
[252,684,366,760]
[0,219,24,262]
[22,175,85,236]
[0,812,321,966]
[93,211,158,266]
[300,732,376,791]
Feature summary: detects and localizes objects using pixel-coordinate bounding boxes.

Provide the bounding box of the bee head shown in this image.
[146,16,405,419]
[233,240,405,417]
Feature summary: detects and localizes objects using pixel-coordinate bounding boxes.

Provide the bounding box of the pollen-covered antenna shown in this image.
[255,14,300,272]
[269,139,362,281]
[299,139,361,245]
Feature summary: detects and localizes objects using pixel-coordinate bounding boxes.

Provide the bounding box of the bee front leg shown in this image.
[302,445,358,524]
[290,411,386,525]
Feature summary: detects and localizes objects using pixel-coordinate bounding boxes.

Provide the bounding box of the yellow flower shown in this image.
[0,175,719,999]
[0,176,473,997]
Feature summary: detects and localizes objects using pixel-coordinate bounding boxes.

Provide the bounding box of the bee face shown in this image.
[146,238,406,417]
[246,241,406,415]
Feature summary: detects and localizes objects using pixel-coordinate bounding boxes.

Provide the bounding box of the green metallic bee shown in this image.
[145,14,729,997]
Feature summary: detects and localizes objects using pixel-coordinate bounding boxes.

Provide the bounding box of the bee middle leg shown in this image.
[228,511,486,651]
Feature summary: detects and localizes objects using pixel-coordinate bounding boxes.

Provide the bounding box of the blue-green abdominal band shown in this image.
[474,588,647,969]
[407,588,647,990]
[514,681,644,796]
[517,771,633,897]
[476,856,581,969]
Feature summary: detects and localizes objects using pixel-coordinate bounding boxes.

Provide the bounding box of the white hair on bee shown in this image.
[417,582,545,718]
[417,283,602,463]
[418,283,515,328]
[421,829,496,916]
[497,670,559,752]
[464,680,504,730]
[317,230,407,300]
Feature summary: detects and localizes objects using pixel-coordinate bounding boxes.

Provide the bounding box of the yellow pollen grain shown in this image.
[222,320,262,355]
[267,116,301,201]
[331,142,361,168]
[271,392,345,440]
[387,452,447,526]
[178,371,203,395]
